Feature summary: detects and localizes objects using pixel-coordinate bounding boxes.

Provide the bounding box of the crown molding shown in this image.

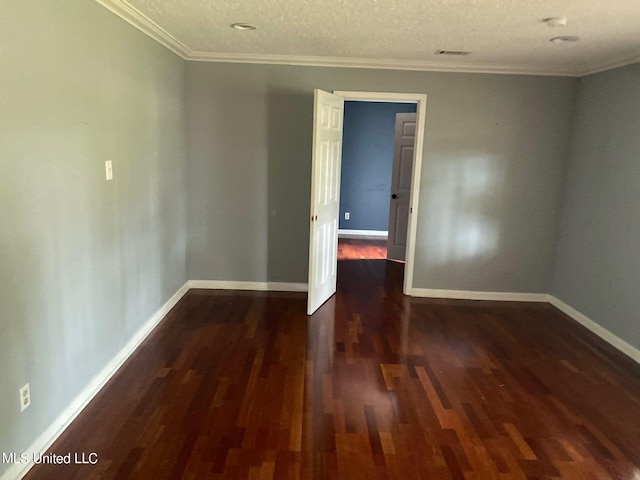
[94,0,190,58]
[574,52,640,77]
[186,50,581,77]
[94,0,639,78]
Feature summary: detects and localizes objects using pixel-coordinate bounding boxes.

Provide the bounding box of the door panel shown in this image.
[398,145,414,190]
[387,113,416,262]
[393,204,410,246]
[307,89,344,315]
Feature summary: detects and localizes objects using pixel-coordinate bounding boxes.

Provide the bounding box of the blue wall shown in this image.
[339,101,417,231]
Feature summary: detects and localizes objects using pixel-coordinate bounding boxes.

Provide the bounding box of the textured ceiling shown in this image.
[98,0,640,76]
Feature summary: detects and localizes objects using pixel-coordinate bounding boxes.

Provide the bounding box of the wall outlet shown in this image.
[20,383,30,412]
[105,160,113,181]
[344,212,350,220]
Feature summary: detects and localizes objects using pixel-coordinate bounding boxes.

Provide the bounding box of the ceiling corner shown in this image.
[94,0,191,59]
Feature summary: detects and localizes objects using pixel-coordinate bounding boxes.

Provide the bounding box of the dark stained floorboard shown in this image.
[25,260,640,479]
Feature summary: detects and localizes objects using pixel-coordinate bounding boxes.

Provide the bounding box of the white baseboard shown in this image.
[411,288,550,302]
[549,296,640,365]
[188,280,308,292]
[6,283,637,480]
[338,229,388,238]
[2,282,190,480]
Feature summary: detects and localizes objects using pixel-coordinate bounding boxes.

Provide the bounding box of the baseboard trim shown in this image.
[2,282,190,480]
[549,296,640,365]
[411,288,550,302]
[188,280,308,292]
[338,229,388,238]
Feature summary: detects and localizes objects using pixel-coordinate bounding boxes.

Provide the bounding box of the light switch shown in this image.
[105,160,113,181]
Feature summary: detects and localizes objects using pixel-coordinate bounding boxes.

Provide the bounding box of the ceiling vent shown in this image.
[435,50,473,56]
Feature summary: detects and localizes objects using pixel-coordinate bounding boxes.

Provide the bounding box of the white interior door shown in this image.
[387,112,416,261]
[307,89,344,315]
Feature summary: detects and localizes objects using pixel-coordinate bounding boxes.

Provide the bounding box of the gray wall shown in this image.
[552,64,640,351]
[1,0,635,472]
[339,101,417,232]
[186,62,576,292]
[0,0,187,472]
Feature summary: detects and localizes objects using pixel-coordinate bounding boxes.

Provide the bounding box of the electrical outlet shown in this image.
[105,160,113,181]
[344,212,350,220]
[20,383,30,412]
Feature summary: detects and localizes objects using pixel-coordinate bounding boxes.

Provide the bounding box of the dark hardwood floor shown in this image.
[337,238,388,260]
[25,260,640,479]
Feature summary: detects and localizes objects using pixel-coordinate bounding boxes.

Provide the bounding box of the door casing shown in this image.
[330,91,427,296]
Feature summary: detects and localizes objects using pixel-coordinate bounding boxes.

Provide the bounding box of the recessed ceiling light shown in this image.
[550,36,580,44]
[543,17,567,27]
[231,23,257,31]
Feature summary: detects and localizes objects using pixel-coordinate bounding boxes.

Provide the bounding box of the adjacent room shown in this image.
[338,101,417,262]
[1,0,639,479]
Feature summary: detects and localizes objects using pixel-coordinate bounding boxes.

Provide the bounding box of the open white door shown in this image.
[307,89,344,315]
[387,112,416,262]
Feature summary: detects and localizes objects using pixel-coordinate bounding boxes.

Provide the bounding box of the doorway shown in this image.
[334,91,427,295]
[307,90,427,315]
[337,103,417,263]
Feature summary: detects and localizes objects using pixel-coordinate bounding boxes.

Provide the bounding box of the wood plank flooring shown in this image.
[25,260,640,479]
[337,238,387,260]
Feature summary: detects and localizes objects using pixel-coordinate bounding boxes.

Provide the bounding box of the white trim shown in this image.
[549,296,640,365]
[188,280,308,292]
[411,288,550,302]
[334,91,424,103]
[93,0,190,58]
[338,229,388,238]
[94,0,639,77]
[2,282,190,480]
[188,52,581,77]
[576,53,640,77]
[334,92,427,298]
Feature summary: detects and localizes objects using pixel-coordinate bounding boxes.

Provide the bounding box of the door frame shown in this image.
[333,91,427,296]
